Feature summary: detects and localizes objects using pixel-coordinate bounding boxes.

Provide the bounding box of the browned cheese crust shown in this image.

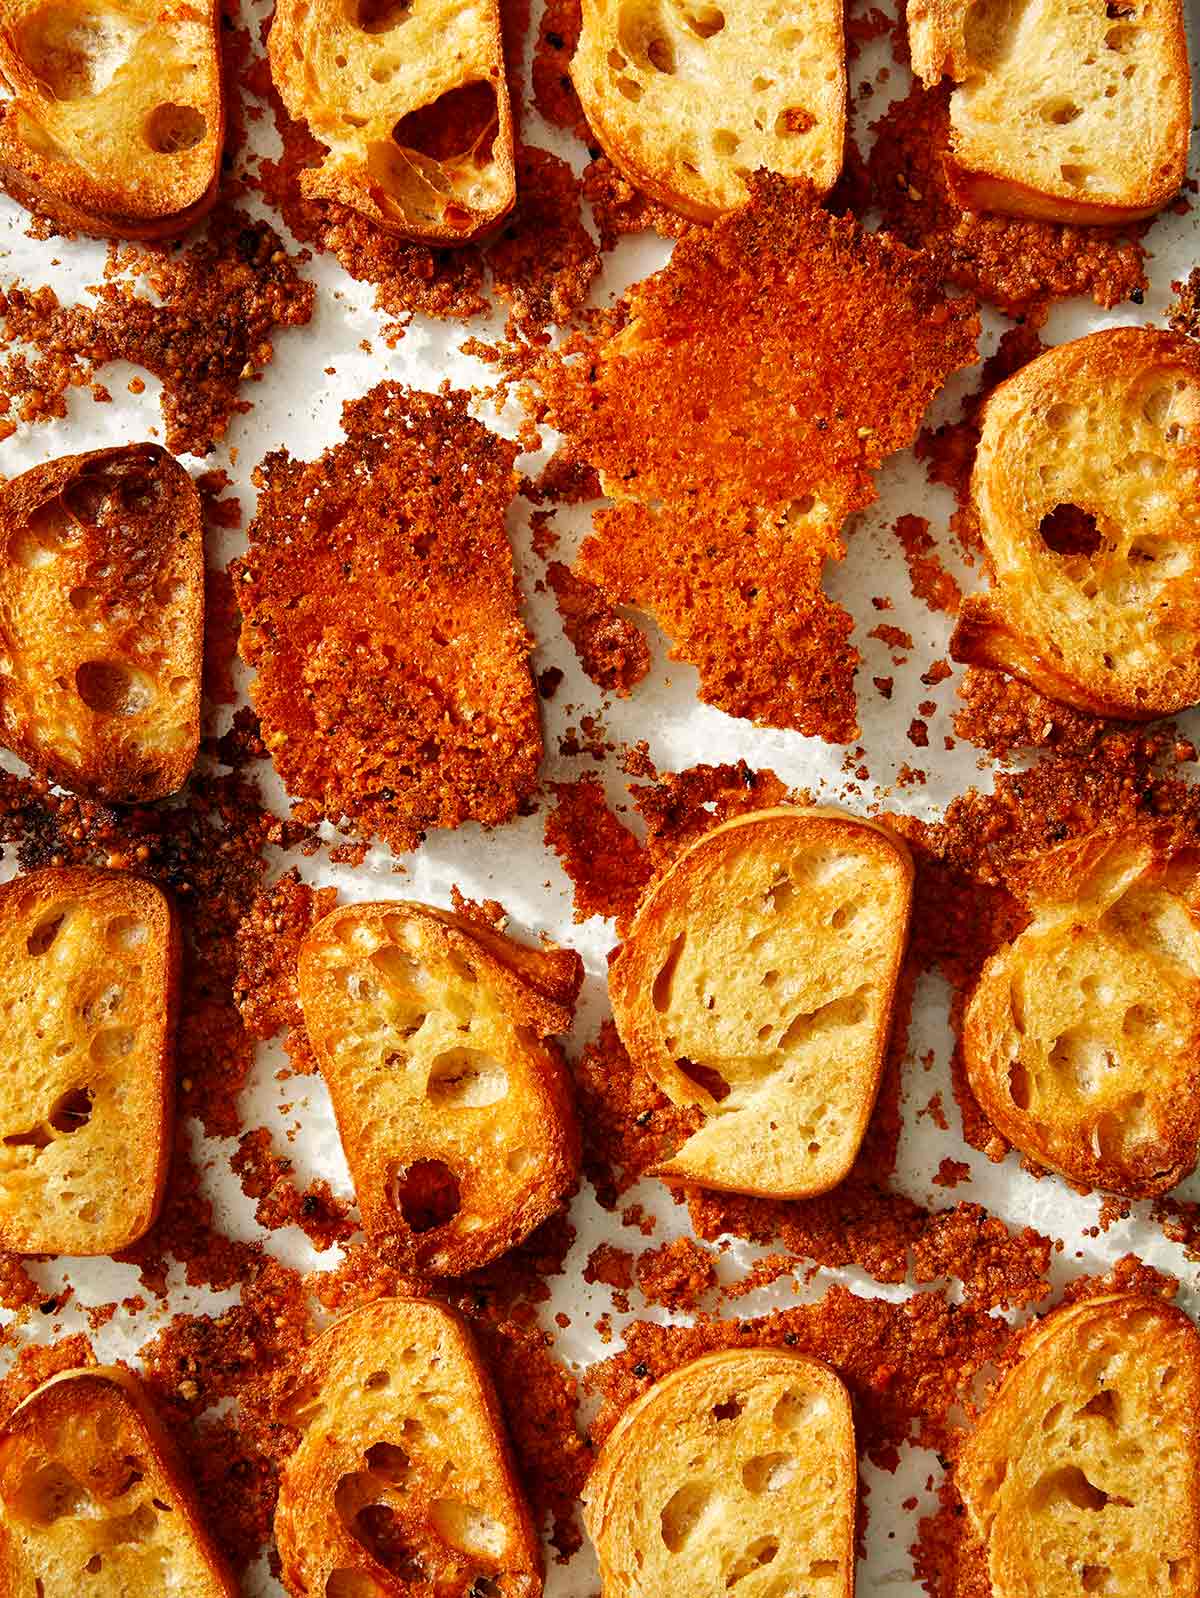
[533,174,979,742]
[236,383,542,853]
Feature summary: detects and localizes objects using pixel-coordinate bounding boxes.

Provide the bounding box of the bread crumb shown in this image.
[547,563,650,695]
[0,211,314,455]
[636,1237,719,1311]
[891,512,963,614]
[545,777,652,925]
[869,85,1148,316]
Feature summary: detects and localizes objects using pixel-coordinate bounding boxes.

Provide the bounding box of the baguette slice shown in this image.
[268,0,515,243]
[0,443,204,803]
[584,1348,855,1598]
[907,0,1190,223]
[958,1293,1200,1598]
[950,328,1200,720]
[963,831,1200,1197]
[570,0,846,221]
[275,1297,542,1598]
[0,866,178,1255]
[0,0,224,239]
[0,1365,237,1597]
[298,901,581,1274]
[609,807,913,1198]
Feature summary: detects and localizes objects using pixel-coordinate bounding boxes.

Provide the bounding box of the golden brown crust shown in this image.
[268,0,515,245]
[298,900,581,1274]
[236,383,542,854]
[958,1293,1200,1598]
[610,806,913,1198]
[274,1297,542,1598]
[0,0,225,240]
[951,328,1200,720]
[946,160,1185,228]
[0,443,204,804]
[0,1366,237,1595]
[0,866,178,1256]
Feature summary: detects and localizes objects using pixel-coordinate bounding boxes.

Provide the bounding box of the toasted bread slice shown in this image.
[584,1348,855,1598]
[298,901,581,1274]
[570,0,846,221]
[609,806,913,1198]
[964,831,1200,1197]
[950,329,1200,720]
[0,866,178,1255]
[268,0,515,244]
[0,1365,236,1596]
[275,1297,542,1598]
[0,0,224,240]
[0,444,204,803]
[958,1293,1200,1598]
[907,0,1190,223]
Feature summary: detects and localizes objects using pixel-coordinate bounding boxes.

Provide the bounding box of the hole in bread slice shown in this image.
[326,1572,386,1597]
[681,4,724,37]
[426,1048,508,1108]
[1077,1387,1118,1422]
[3,1085,93,1149]
[75,660,156,717]
[12,1460,88,1524]
[676,1056,731,1103]
[48,1085,92,1134]
[144,102,207,154]
[617,0,678,71]
[741,1451,798,1493]
[725,1535,780,1586]
[1032,1464,1130,1512]
[26,908,67,956]
[352,1503,427,1581]
[660,1479,717,1551]
[391,80,499,169]
[366,80,505,234]
[428,1497,506,1559]
[348,0,412,30]
[1039,503,1102,558]
[390,1158,461,1233]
